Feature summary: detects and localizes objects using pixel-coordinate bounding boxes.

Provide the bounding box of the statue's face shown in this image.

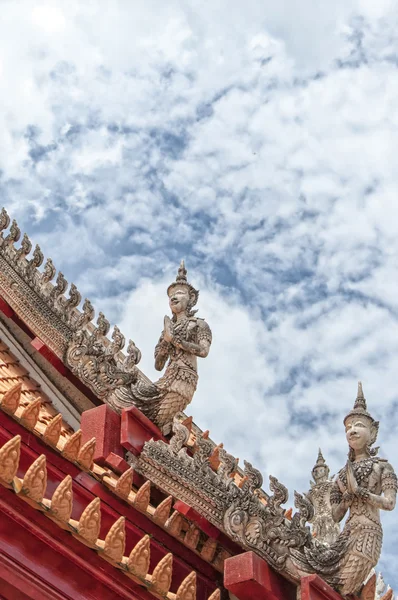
[345,415,372,452]
[168,284,190,315]
[313,466,328,483]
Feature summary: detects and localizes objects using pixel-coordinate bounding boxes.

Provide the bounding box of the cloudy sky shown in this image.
[1,0,398,587]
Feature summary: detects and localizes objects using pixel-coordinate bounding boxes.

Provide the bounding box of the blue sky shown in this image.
[1,0,398,587]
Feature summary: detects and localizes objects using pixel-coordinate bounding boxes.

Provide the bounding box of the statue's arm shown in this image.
[154,333,170,371]
[359,463,397,511]
[174,321,212,358]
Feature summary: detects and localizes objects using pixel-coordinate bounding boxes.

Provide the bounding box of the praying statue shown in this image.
[110,261,212,432]
[290,383,397,596]
[306,449,340,545]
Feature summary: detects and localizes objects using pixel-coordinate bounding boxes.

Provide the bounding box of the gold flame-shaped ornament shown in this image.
[115,467,134,499]
[151,553,173,595]
[0,435,21,483]
[127,534,151,578]
[43,414,63,446]
[20,398,41,430]
[0,383,22,414]
[78,497,101,544]
[62,430,82,461]
[104,516,126,563]
[134,480,151,512]
[51,475,73,522]
[77,437,96,470]
[176,571,197,600]
[153,495,173,525]
[22,455,47,503]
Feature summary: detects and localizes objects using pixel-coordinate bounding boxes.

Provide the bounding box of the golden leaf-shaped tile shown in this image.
[43,414,63,446]
[153,495,173,525]
[176,571,196,600]
[20,398,41,430]
[104,516,125,563]
[62,430,82,462]
[22,454,47,502]
[134,480,151,512]
[151,553,173,595]
[0,382,22,414]
[184,524,200,550]
[165,510,183,536]
[78,497,101,544]
[208,590,221,600]
[77,437,96,470]
[200,537,217,562]
[127,534,151,578]
[51,475,73,522]
[115,467,134,499]
[0,435,21,483]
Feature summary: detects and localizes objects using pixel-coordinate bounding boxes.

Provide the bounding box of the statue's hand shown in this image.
[163,316,174,343]
[346,461,359,494]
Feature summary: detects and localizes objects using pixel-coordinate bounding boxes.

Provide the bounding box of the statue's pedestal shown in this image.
[224,551,296,600]
[80,404,168,466]
[224,553,344,600]
[120,406,167,455]
[301,575,343,600]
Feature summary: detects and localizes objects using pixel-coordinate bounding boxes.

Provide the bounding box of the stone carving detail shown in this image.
[153,495,173,525]
[290,383,397,596]
[306,449,340,544]
[107,261,212,432]
[137,418,312,572]
[134,479,151,512]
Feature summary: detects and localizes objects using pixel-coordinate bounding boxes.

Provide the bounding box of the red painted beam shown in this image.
[224,551,296,600]
[31,337,68,375]
[0,411,221,598]
[174,500,221,539]
[300,575,343,600]
[0,489,152,600]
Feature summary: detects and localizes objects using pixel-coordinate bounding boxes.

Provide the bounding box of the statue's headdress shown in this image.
[167,260,199,317]
[344,382,379,458]
[311,448,330,481]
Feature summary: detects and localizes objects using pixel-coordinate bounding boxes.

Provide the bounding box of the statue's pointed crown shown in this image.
[315,448,326,468]
[167,260,199,311]
[343,381,375,424]
[311,448,329,479]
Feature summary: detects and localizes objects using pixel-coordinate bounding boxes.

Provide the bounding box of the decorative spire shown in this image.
[315,448,326,468]
[176,259,188,284]
[344,381,374,424]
